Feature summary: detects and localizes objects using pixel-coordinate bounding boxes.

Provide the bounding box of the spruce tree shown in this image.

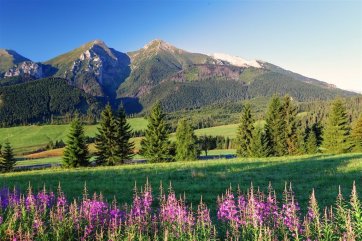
[305,129,318,154]
[265,96,287,156]
[322,99,351,154]
[95,104,118,166]
[63,117,89,167]
[236,103,254,157]
[282,96,298,155]
[250,127,270,157]
[175,119,199,161]
[115,105,134,163]
[140,103,171,163]
[295,120,307,154]
[352,115,362,152]
[0,142,16,172]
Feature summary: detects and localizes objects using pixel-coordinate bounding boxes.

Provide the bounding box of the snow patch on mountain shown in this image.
[211,53,261,68]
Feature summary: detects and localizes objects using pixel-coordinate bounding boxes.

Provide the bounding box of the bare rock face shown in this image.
[63,41,130,97]
[4,61,43,78]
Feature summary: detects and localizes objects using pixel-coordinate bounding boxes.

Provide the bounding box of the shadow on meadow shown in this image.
[0,153,361,213]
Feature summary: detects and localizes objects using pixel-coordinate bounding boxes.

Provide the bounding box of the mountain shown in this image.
[44,40,130,97]
[117,39,218,97]
[259,61,336,89]
[0,49,30,75]
[0,39,359,123]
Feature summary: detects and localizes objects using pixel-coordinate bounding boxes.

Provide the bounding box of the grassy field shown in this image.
[2,153,361,214]
[0,118,148,154]
[0,119,239,157]
[193,120,265,139]
[194,124,238,138]
[18,149,236,167]
[16,156,62,167]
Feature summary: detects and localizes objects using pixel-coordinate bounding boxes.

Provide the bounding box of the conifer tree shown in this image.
[250,127,270,157]
[95,104,118,165]
[311,121,323,147]
[352,115,362,152]
[236,103,254,157]
[140,103,171,163]
[115,105,134,163]
[322,99,351,154]
[295,120,307,154]
[63,116,89,167]
[199,135,212,156]
[0,142,16,172]
[175,119,199,161]
[265,96,287,156]
[282,96,299,155]
[305,129,318,154]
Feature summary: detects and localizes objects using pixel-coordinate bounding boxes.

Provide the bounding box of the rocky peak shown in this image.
[143,39,179,53]
[0,49,31,73]
[4,61,43,78]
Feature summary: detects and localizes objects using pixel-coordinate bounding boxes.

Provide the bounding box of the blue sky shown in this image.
[0,0,361,91]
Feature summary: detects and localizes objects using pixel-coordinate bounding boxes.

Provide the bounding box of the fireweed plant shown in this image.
[0,181,360,240]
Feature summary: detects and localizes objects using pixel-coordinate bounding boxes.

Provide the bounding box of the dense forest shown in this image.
[0,73,360,128]
[0,77,103,126]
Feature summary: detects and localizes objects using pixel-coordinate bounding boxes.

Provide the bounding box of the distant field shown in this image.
[19,149,236,167]
[16,156,62,167]
[2,153,362,213]
[194,124,238,138]
[2,119,260,158]
[0,118,147,154]
[194,120,265,139]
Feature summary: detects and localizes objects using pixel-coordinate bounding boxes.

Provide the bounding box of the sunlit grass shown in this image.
[2,153,361,213]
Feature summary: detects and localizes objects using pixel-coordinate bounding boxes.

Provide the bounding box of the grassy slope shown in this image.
[0,118,148,154]
[2,153,362,213]
[0,120,241,155]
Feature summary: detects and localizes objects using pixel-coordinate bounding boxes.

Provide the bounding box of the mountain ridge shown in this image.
[0,39,358,118]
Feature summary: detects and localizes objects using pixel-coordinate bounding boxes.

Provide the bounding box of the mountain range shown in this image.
[0,39,358,124]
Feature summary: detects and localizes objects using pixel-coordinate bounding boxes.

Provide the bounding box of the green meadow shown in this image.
[2,153,361,213]
[0,118,148,154]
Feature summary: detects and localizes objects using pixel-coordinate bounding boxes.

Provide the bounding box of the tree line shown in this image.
[235,95,362,157]
[43,96,362,167]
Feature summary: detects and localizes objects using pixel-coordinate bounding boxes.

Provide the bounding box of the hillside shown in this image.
[0,77,102,126]
[0,39,359,121]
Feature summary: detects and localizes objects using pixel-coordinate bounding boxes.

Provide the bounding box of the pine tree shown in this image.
[0,142,16,172]
[295,120,307,154]
[322,99,352,154]
[352,115,362,152]
[236,103,254,157]
[282,96,299,155]
[305,129,318,154]
[95,104,118,166]
[265,96,287,156]
[140,103,171,163]
[115,105,134,163]
[250,127,270,157]
[175,119,199,161]
[63,117,89,167]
